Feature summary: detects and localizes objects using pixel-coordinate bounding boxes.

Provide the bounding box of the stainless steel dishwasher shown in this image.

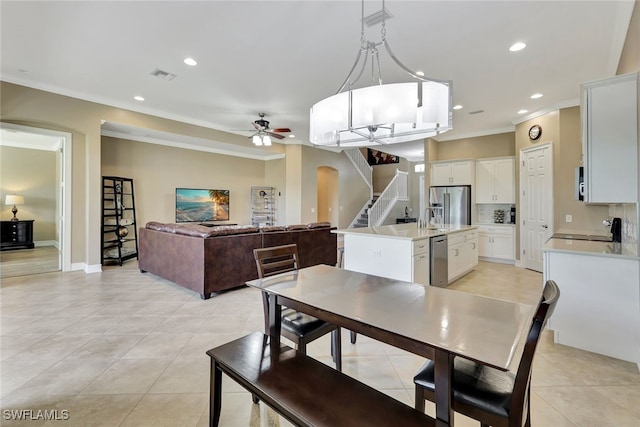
[430,235,448,287]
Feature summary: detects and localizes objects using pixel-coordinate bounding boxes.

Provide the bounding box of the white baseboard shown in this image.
[85,264,102,274]
[69,262,102,273]
[34,240,59,248]
[478,256,516,265]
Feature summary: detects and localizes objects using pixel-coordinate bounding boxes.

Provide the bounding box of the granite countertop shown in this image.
[543,238,639,260]
[333,223,477,241]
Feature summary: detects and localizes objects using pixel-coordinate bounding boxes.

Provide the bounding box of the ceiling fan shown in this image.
[244,113,291,146]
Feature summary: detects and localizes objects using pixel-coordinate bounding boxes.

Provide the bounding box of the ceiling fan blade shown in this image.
[266,131,285,140]
[271,128,291,133]
[252,122,264,131]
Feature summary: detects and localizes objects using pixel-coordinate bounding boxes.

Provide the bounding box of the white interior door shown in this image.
[520,143,553,272]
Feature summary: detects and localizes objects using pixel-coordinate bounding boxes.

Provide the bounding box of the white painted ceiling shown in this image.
[1,1,635,161]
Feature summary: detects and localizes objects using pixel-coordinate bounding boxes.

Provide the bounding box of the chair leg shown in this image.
[332,328,342,372]
[298,340,307,355]
[252,394,259,404]
[414,386,425,412]
[350,330,357,344]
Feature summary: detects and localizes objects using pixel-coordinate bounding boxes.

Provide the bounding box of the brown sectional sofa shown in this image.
[138,222,337,299]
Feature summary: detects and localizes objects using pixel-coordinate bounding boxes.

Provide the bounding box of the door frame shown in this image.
[519,142,554,271]
[0,122,72,272]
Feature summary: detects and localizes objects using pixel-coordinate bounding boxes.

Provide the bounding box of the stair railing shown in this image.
[368,169,409,227]
[344,149,373,199]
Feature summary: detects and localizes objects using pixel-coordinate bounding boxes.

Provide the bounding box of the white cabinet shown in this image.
[463,230,478,272]
[431,160,474,186]
[582,72,638,203]
[447,229,478,283]
[544,249,640,368]
[448,233,465,282]
[412,239,430,286]
[478,225,514,262]
[343,234,429,286]
[475,158,515,204]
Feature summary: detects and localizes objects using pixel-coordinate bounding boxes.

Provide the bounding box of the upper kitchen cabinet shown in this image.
[431,159,474,186]
[582,72,638,203]
[475,157,515,204]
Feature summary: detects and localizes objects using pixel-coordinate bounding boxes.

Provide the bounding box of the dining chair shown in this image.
[413,280,560,427]
[253,244,342,371]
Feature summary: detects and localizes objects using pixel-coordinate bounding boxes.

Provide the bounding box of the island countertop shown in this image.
[543,237,640,260]
[333,223,478,241]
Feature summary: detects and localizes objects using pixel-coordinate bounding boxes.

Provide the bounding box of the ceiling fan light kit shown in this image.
[309,0,452,148]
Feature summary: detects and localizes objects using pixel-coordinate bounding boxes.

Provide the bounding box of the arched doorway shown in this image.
[317,166,339,226]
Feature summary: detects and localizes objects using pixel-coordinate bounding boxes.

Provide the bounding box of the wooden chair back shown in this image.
[253,244,300,279]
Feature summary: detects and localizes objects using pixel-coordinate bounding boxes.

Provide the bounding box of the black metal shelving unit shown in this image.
[101,176,139,266]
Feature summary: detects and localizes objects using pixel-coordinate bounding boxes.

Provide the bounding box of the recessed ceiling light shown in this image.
[509,42,526,52]
[518,109,528,114]
[134,96,145,101]
[416,71,424,77]
[453,105,463,110]
[288,134,296,138]
[531,93,543,99]
[184,57,197,66]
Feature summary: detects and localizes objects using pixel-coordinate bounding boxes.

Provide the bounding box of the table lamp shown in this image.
[5,194,24,221]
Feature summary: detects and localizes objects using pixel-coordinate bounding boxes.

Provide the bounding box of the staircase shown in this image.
[352,196,379,228]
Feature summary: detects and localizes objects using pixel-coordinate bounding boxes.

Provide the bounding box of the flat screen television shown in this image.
[175,188,230,223]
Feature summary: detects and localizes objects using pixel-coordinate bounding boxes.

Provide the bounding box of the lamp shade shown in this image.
[5,195,24,205]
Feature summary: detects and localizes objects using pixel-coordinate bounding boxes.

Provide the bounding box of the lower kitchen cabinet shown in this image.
[478,225,514,262]
[544,248,640,368]
[448,229,478,283]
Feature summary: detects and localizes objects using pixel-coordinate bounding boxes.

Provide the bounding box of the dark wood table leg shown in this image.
[434,350,454,427]
[268,293,282,346]
[209,359,222,427]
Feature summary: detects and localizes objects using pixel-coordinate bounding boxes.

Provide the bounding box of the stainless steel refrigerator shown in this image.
[429,185,472,226]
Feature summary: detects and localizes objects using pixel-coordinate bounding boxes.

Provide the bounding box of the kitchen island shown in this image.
[543,238,640,369]
[333,223,478,286]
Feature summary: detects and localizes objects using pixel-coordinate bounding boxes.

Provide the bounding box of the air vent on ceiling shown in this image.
[469,109,485,115]
[363,9,393,27]
[150,68,177,81]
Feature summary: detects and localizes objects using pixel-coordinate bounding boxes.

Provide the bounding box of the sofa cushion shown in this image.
[174,224,218,238]
[287,224,308,231]
[204,225,260,236]
[307,222,331,229]
[260,226,287,233]
[145,221,165,231]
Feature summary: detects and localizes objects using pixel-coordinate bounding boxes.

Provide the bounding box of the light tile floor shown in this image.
[1,261,639,426]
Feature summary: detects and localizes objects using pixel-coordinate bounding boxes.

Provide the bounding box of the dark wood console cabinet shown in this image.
[1,220,35,250]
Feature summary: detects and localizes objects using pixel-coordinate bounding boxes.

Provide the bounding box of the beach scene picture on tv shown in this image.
[175,188,230,222]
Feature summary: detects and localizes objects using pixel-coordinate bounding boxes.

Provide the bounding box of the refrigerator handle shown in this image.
[444,192,450,225]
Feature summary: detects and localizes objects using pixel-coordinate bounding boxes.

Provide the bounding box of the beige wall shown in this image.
[101,136,265,227]
[300,145,369,227]
[0,145,57,242]
[435,132,515,161]
[618,1,640,75]
[317,166,339,224]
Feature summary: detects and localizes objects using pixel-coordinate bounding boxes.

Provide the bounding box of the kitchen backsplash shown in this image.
[477,204,515,224]
[610,203,637,256]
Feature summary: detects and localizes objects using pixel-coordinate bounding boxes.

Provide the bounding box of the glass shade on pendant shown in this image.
[309,80,452,147]
[252,135,262,146]
[263,135,272,146]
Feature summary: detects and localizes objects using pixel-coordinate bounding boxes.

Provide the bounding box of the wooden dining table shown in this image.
[246,264,536,426]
